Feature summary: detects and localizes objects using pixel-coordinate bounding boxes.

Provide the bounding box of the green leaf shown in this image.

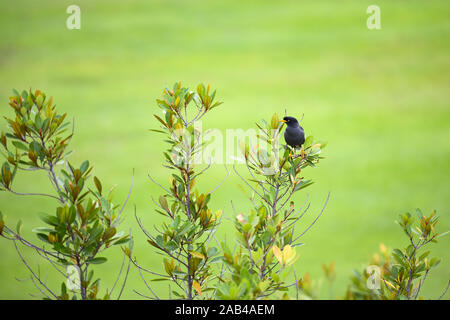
[177,221,192,237]
[37,233,51,244]
[154,114,168,128]
[93,176,102,195]
[165,240,178,252]
[113,237,130,245]
[38,212,59,227]
[89,257,107,264]
[392,249,406,263]
[209,256,224,264]
[418,251,430,261]
[53,242,71,255]
[80,160,89,174]
[155,235,164,248]
[61,282,67,297]
[32,227,55,233]
[100,197,111,216]
[11,141,28,151]
[294,180,314,192]
[16,219,23,235]
[34,114,42,130]
[149,129,166,134]
[303,136,314,149]
[207,246,219,257]
[159,195,169,212]
[172,290,183,298]
[430,257,441,267]
[150,278,170,282]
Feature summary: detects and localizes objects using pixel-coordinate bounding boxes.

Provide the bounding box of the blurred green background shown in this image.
[0,0,449,299]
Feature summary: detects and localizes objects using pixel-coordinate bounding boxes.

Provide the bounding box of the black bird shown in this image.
[280,116,305,148]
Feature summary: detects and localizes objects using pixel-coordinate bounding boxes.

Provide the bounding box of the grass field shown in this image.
[0,0,449,299]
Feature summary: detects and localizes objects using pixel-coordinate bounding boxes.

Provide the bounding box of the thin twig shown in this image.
[438,281,450,300]
[137,263,160,300]
[294,271,300,300]
[291,192,330,244]
[133,290,156,300]
[148,174,171,194]
[5,188,61,202]
[233,164,270,206]
[12,240,58,299]
[207,165,230,196]
[116,230,132,300]
[118,169,135,218]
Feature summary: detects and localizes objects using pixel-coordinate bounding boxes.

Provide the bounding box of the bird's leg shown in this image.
[288,146,294,160]
[300,148,306,159]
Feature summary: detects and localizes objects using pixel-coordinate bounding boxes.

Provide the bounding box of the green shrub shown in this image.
[0,86,447,300]
[0,89,131,299]
[346,209,449,300]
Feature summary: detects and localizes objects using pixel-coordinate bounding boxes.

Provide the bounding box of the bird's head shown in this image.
[280,116,299,126]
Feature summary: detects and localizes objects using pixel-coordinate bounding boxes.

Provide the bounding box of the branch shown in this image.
[291,192,330,245]
[136,261,160,300]
[207,165,230,196]
[133,289,156,300]
[294,271,300,300]
[148,174,171,194]
[5,188,61,202]
[3,225,62,260]
[438,281,450,300]
[286,201,311,229]
[233,164,270,206]
[12,240,58,299]
[48,161,65,204]
[110,229,132,300]
[118,168,135,218]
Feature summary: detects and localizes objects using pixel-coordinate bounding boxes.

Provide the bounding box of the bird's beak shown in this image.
[280,120,287,123]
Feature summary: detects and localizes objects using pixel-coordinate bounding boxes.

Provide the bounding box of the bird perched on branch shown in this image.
[280,116,305,149]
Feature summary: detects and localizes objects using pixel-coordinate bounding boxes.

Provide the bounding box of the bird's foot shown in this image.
[301,148,306,159]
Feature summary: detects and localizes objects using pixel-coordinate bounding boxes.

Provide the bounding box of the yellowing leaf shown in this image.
[48,234,56,243]
[272,245,283,265]
[258,280,270,292]
[379,243,387,255]
[193,280,202,296]
[271,113,279,129]
[45,105,52,118]
[282,245,297,266]
[163,258,175,275]
[189,251,205,260]
[213,210,223,220]
[384,280,396,290]
[159,195,169,212]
